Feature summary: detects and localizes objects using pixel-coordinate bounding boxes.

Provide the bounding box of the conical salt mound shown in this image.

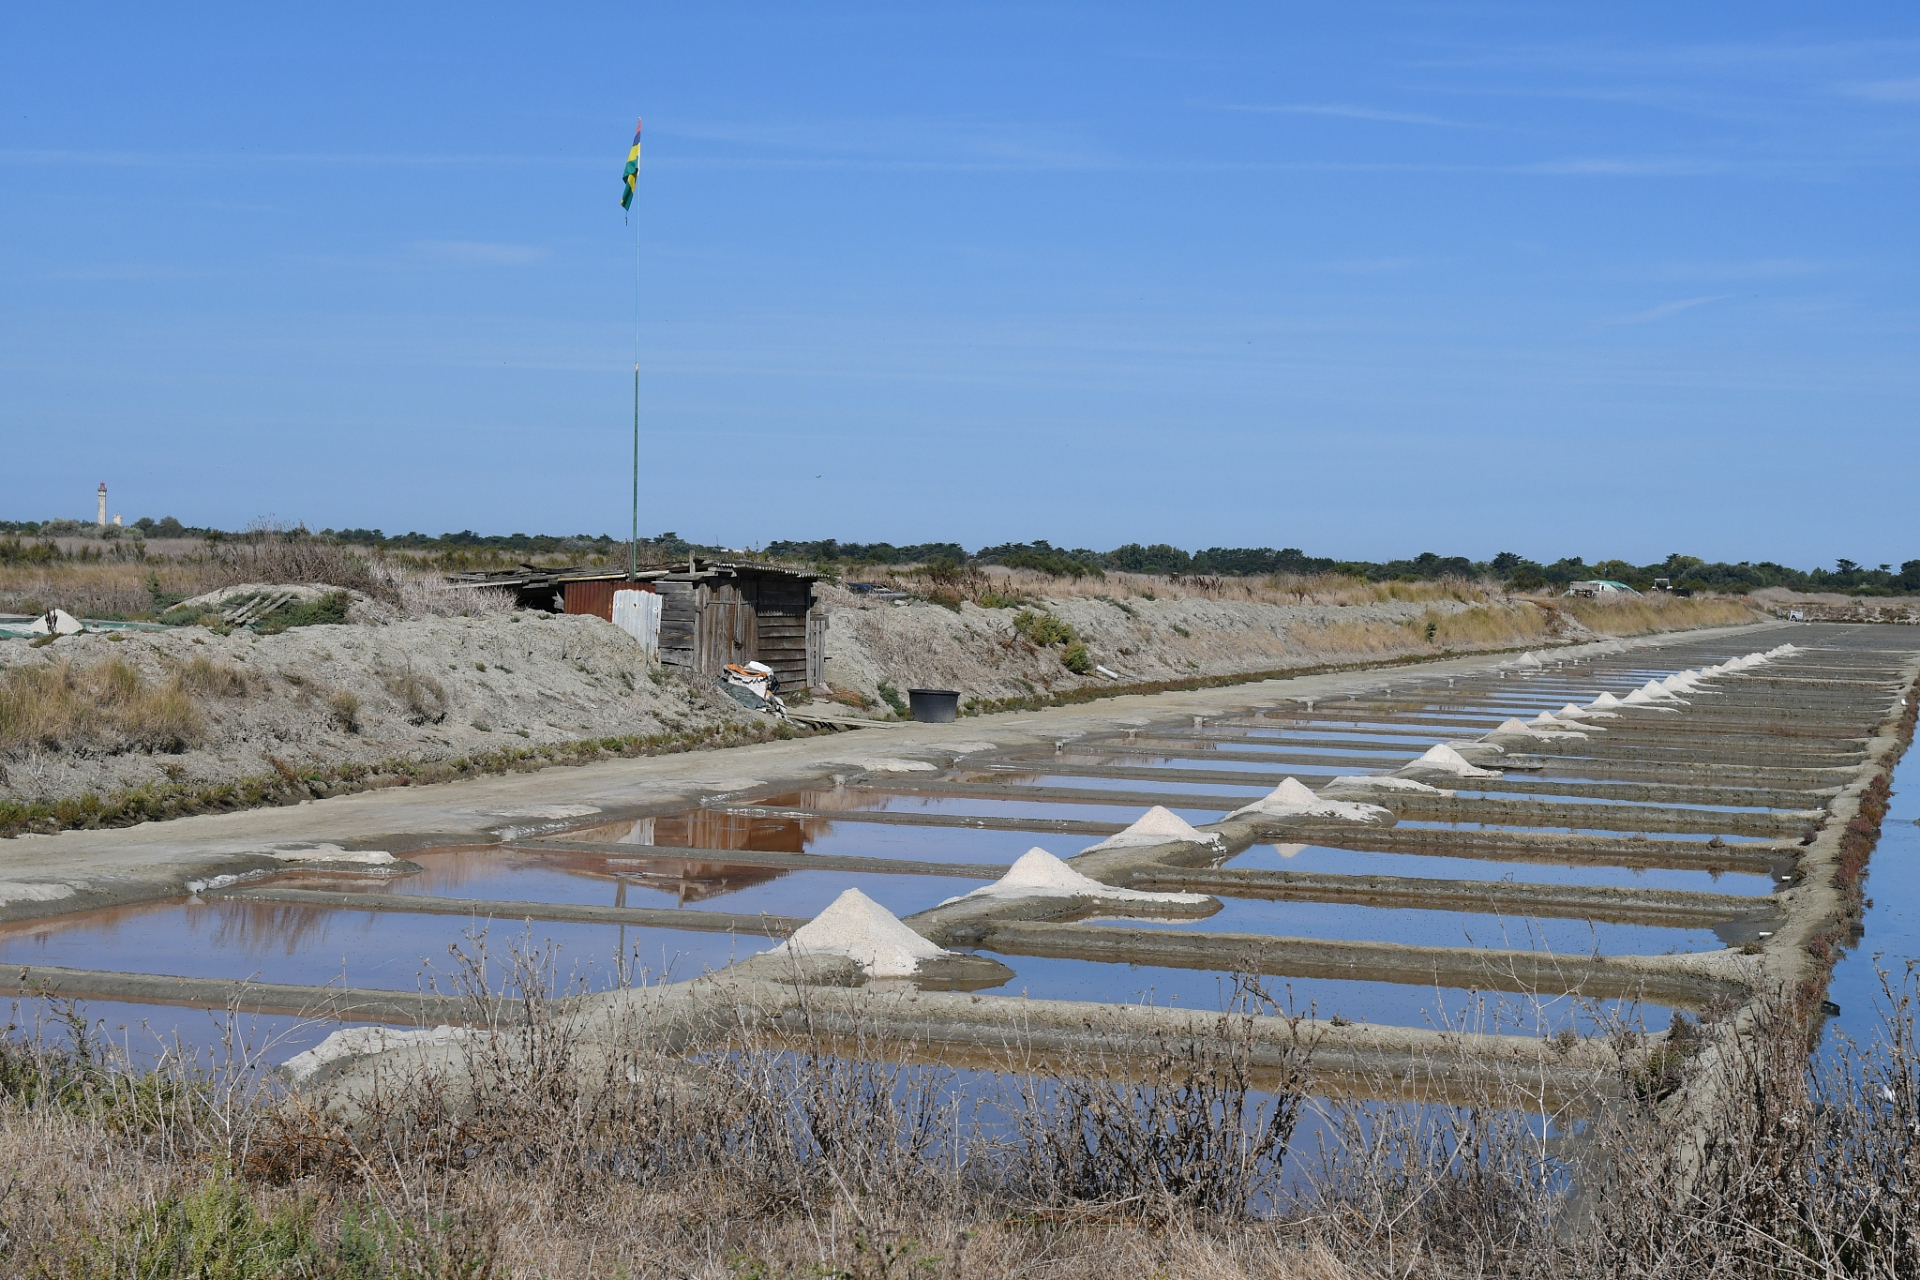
[1556,702,1594,719]
[1399,744,1501,779]
[1082,805,1219,852]
[1273,777,1318,805]
[954,847,1210,905]
[765,888,950,977]
[1590,692,1623,709]
[1323,774,1450,797]
[1517,651,1543,668]
[1230,777,1392,823]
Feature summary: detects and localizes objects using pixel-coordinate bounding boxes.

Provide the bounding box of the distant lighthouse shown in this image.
[97,482,107,528]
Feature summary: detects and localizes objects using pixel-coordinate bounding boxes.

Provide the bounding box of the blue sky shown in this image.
[2,4,1915,566]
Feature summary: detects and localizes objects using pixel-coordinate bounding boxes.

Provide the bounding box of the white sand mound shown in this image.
[825,757,939,773]
[1323,774,1452,797]
[281,1025,471,1085]
[947,847,1210,906]
[763,888,951,977]
[23,608,84,637]
[264,843,397,865]
[1400,744,1502,779]
[1230,777,1392,823]
[486,804,602,820]
[1082,805,1222,852]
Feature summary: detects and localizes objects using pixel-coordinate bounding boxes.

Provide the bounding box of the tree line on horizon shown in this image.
[766,538,1920,597]
[4,518,1915,596]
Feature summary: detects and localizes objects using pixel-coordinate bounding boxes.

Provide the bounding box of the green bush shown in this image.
[1012,610,1075,647]
[1061,641,1093,675]
[256,590,353,633]
[105,1178,316,1279]
[876,682,908,716]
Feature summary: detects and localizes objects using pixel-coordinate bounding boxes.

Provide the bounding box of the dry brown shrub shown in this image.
[0,658,204,756]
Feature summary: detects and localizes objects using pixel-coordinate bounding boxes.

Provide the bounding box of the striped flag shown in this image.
[621,118,642,210]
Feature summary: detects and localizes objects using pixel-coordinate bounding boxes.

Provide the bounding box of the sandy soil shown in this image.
[816,589,1574,713]
[1752,587,1920,621]
[0,612,756,807]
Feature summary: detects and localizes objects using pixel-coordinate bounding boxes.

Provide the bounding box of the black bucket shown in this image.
[907,688,961,723]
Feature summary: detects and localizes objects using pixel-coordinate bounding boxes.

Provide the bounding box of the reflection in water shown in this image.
[0,897,751,991]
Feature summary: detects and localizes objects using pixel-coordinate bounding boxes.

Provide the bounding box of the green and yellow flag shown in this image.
[621,118,642,210]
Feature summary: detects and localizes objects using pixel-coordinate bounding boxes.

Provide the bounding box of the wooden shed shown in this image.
[656,563,823,692]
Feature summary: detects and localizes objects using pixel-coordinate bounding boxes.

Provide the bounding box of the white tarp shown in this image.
[611,589,661,659]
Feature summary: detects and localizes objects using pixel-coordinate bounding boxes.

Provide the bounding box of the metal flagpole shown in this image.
[628,125,642,582]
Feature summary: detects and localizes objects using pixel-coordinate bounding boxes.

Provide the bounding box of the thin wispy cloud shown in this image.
[1525,156,1732,177]
[1314,257,1426,274]
[411,240,550,267]
[1843,76,1920,103]
[1601,295,1732,325]
[672,116,1119,172]
[1218,102,1483,128]
[0,148,591,168]
[1636,258,1838,282]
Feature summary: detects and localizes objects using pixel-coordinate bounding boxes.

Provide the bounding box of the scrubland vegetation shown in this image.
[2,961,1917,1278]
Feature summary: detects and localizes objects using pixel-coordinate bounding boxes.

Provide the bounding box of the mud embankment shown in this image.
[817,588,1761,714]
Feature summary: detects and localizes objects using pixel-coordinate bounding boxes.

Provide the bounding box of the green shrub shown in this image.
[1012,610,1075,647]
[255,590,353,633]
[876,682,909,716]
[1062,641,1093,675]
[103,1178,316,1279]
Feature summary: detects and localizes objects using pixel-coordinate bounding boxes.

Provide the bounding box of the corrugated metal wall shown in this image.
[563,579,616,621]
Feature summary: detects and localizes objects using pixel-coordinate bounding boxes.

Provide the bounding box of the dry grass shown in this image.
[0,541,511,624]
[3,953,1916,1279]
[1559,594,1758,636]
[869,564,1500,610]
[0,658,208,757]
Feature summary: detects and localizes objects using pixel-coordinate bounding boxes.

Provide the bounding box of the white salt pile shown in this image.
[762,888,951,977]
[1399,743,1502,779]
[946,847,1210,906]
[1230,777,1392,823]
[1082,805,1222,853]
[1273,843,1308,858]
[1516,651,1544,668]
[1589,692,1624,709]
[1323,774,1452,796]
